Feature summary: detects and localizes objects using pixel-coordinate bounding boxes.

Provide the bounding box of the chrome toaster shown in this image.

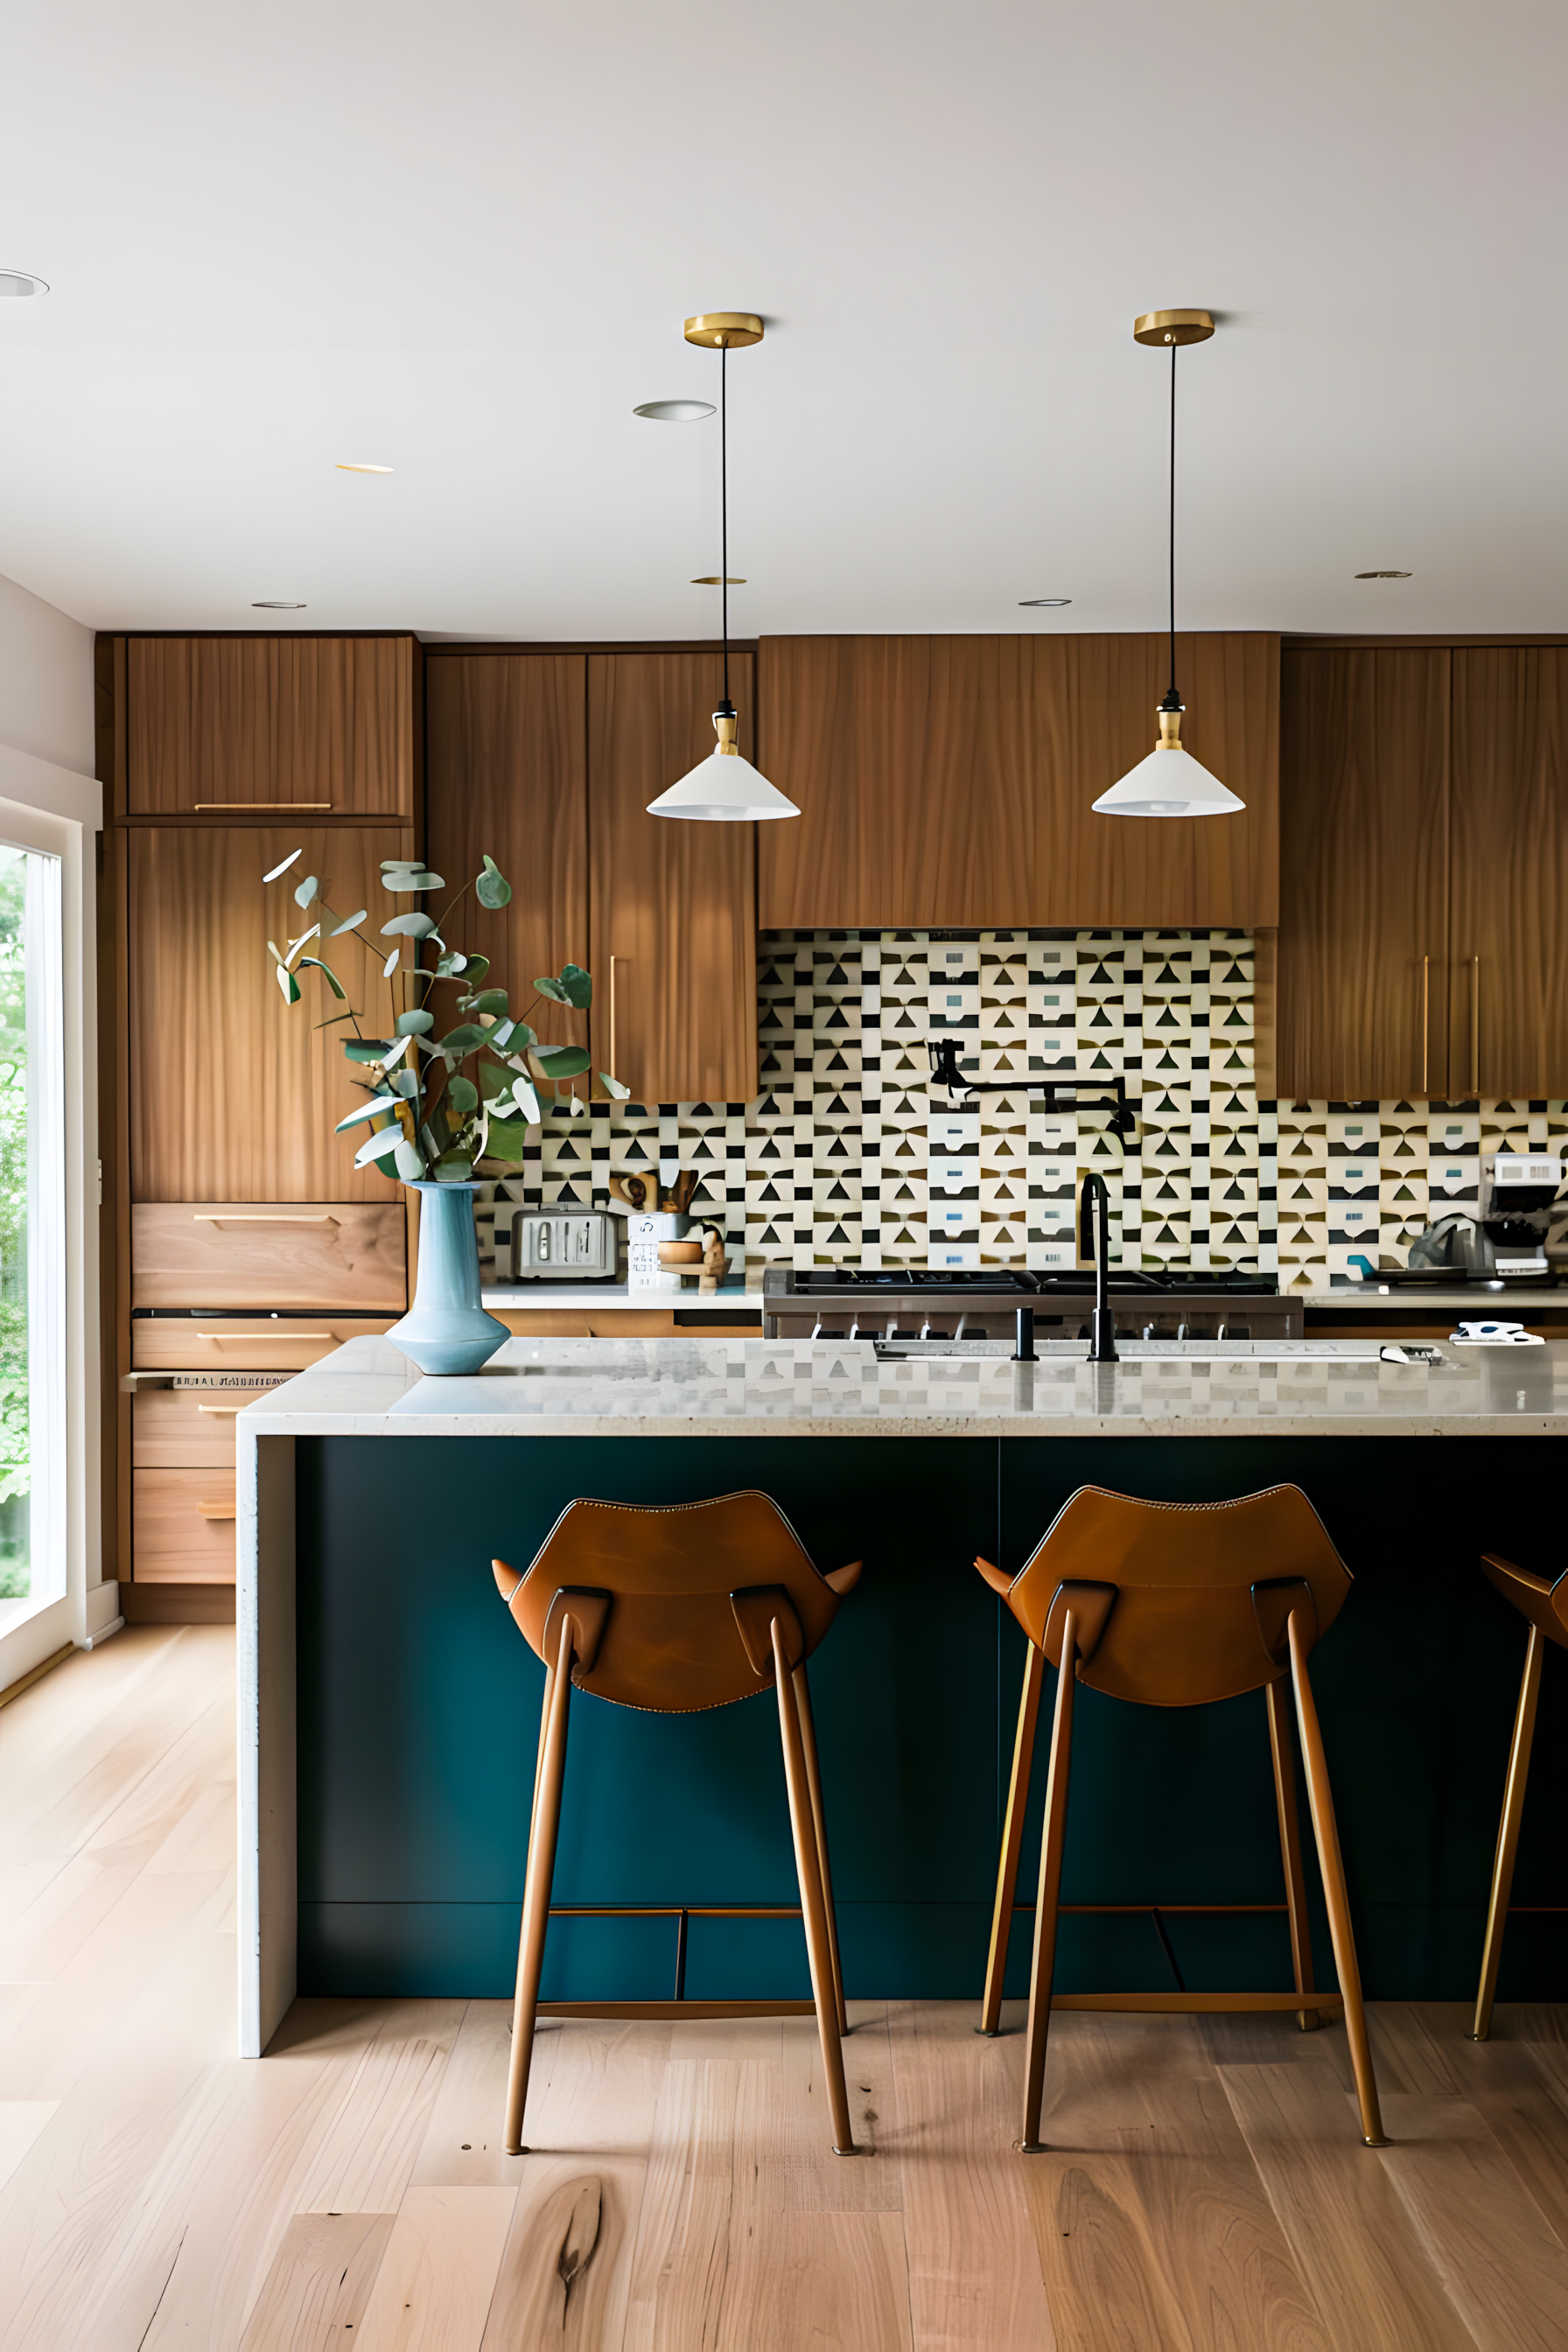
[503,1209,618,1282]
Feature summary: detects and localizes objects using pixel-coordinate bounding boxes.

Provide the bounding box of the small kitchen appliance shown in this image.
[1404,1154,1565,1284]
[502,1209,618,1283]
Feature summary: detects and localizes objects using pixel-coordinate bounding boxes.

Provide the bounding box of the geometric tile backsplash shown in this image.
[477,928,1568,1291]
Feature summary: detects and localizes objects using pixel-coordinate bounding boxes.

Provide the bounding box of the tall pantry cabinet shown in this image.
[102,634,422,1614]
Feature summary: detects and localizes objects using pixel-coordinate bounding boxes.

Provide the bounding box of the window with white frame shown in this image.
[0,838,64,1627]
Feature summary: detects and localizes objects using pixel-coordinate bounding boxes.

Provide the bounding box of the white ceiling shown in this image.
[3,0,1565,640]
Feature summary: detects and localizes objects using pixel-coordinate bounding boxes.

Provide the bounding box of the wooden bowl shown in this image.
[657,1240,704,1264]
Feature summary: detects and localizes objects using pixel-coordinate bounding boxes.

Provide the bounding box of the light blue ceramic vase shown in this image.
[387,1181,508,1376]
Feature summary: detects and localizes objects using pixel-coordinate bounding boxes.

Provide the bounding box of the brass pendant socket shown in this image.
[1156,704,1186,750]
[685,312,764,349]
[713,707,740,756]
[1133,308,1214,347]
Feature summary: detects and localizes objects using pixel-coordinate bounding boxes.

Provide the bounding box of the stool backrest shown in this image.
[990,1483,1351,1706]
[494,1489,858,1712]
[1482,1552,1568,1649]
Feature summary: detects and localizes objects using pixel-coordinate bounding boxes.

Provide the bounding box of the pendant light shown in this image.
[1093,309,1244,818]
[646,312,800,822]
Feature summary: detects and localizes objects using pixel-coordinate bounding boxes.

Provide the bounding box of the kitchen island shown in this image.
[236,1335,1568,2054]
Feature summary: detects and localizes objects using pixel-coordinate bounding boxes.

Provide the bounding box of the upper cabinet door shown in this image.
[424,654,591,1055]
[130,824,416,1200]
[1276,648,1452,1102]
[1449,647,1568,1100]
[755,633,1278,930]
[127,636,416,818]
[587,654,759,1107]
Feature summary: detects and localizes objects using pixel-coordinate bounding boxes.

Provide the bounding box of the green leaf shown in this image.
[483,1116,530,1162]
[461,955,490,985]
[482,853,501,873]
[381,911,437,939]
[386,1069,420,1098]
[435,951,468,978]
[476,870,512,908]
[335,1096,399,1132]
[262,849,303,883]
[532,976,569,1004]
[294,874,319,909]
[598,1070,632,1100]
[556,963,592,1009]
[284,924,320,967]
[480,1062,513,1102]
[354,1124,405,1167]
[387,872,444,892]
[395,1009,435,1036]
[462,988,509,1018]
[329,909,368,936]
[297,956,346,999]
[276,963,301,1005]
[381,858,424,874]
[434,1156,474,1182]
[446,1074,479,1116]
[510,1074,541,1124]
[382,948,401,978]
[394,1138,425,1181]
[344,1039,394,1063]
[531,1043,591,1078]
[437,1023,487,1055]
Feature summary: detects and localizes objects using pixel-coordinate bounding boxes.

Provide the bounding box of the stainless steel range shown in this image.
[761,1265,1301,1341]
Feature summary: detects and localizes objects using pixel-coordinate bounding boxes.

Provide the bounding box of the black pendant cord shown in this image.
[720,339,730,709]
[1166,339,1178,707]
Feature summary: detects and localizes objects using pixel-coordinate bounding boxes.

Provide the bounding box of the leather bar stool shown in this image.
[975,1482,1386,2152]
[1471,1550,1568,2040]
[493,1488,861,2157]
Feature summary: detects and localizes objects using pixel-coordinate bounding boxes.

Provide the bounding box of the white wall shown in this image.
[0,571,94,774]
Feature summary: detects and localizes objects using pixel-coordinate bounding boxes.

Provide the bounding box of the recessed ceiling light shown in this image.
[1019,598,1073,607]
[1354,570,1411,579]
[691,576,746,585]
[336,462,394,473]
[634,399,716,422]
[0,270,47,298]
[253,601,307,609]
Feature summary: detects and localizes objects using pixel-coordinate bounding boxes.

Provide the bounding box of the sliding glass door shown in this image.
[0,839,64,1631]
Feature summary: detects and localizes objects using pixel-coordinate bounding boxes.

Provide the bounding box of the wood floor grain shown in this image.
[3,1629,1568,2350]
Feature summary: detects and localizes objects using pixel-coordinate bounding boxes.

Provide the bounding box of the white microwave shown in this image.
[503,1209,618,1282]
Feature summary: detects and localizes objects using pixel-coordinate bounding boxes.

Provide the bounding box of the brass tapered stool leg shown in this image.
[1266,1676,1322,2031]
[981,1643,1045,2035]
[774,1620,855,2152]
[793,1663,849,2035]
[505,1614,575,2154]
[1287,1612,1386,2147]
[1019,1614,1078,2153]
[1473,1624,1544,2040]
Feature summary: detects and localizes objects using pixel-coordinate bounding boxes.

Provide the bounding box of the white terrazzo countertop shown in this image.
[235,1334,1568,1440]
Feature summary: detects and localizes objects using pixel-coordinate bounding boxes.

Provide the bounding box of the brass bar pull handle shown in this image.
[192,1214,339,1225]
[194,1330,333,1341]
[197,1500,237,1520]
[196,1404,245,1416]
[608,956,626,1092]
[192,801,334,811]
[1471,956,1480,1098]
[1421,956,1430,1097]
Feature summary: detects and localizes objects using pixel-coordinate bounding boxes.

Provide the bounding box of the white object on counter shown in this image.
[1450,1320,1545,1346]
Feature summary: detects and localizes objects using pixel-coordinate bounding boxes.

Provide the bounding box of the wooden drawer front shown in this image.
[131,1315,395,1370]
[132,1383,284,1469]
[127,635,416,817]
[133,1468,237,1584]
[132,1204,407,1311]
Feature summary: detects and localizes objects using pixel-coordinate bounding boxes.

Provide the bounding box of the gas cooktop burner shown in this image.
[778,1267,1277,1297]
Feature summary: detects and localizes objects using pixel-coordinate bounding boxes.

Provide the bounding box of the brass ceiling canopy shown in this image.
[1133,308,1214,347]
[684,312,764,349]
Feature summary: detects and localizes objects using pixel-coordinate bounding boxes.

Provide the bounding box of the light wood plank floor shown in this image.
[3,1625,1566,2348]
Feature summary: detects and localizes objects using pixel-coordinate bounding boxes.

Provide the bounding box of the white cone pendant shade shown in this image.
[1093,705,1243,816]
[648,704,800,821]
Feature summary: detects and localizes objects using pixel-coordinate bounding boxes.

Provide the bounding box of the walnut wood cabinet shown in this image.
[127,634,416,818]
[424,652,590,1054]
[587,652,760,1106]
[1278,643,1568,1102]
[129,823,416,1200]
[755,633,1279,930]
